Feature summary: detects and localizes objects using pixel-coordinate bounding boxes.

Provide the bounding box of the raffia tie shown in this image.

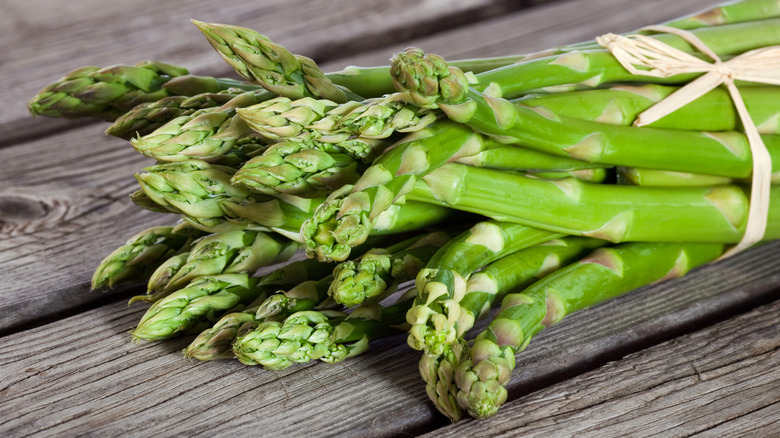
[597,25,780,258]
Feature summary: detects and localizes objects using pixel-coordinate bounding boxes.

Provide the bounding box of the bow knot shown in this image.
[598,25,778,258]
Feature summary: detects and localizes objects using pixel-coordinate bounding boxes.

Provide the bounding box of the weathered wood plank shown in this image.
[0,0,723,334]
[424,300,780,437]
[0,242,778,437]
[0,0,527,148]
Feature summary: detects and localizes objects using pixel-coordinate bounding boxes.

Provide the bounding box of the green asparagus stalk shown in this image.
[329,231,450,307]
[516,85,780,133]
[235,290,415,370]
[193,20,361,103]
[231,140,362,198]
[28,61,189,120]
[91,222,205,289]
[665,0,780,30]
[134,160,319,234]
[106,89,246,139]
[131,91,270,163]
[184,256,343,360]
[407,221,562,355]
[453,143,610,172]
[236,96,390,162]
[133,273,268,341]
[617,167,737,187]
[454,242,724,419]
[409,163,780,242]
[137,229,298,302]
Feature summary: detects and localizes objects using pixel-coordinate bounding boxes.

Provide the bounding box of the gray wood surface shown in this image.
[3,0,779,435]
[425,300,780,437]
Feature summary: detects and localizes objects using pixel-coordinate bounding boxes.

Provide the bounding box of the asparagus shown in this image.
[134,160,319,234]
[133,273,268,341]
[516,85,780,133]
[137,229,298,302]
[409,163,780,242]
[27,61,189,120]
[231,140,362,198]
[106,89,245,139]
[91,222,205,289]
[236,96,390,163]
[454,242,724,419]
[329,231,450,307]
[184,256,340,360]
[235,290,414,370]
[407,221,562,355]
[617,167,737,187]
[131,91,270,163]
[193,21,360,103]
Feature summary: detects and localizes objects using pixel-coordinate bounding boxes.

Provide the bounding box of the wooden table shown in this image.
[2,0,779,435]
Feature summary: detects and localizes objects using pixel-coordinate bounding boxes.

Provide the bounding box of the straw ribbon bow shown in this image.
[597,25,780,258]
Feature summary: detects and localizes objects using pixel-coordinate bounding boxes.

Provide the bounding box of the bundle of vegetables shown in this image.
[28,0,780,422]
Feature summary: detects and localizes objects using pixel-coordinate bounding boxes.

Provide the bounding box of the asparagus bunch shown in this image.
[29,0,780,425]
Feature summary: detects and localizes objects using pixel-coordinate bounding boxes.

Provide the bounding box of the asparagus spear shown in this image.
[184,237,393,360]
[137,229,298,302]
[407,221,562,355]
[134,160,318,234]
[184,256,339,360]
[231,140,362,198]
[91,222,205,289]
[235,290,414,370]
[27,61,189,120]
[299,121,489,262]
[516,85,780,133]
[193,21,360,103]
[453,242,724,419]
[131,91,270,163]
[105,89,246,139]
[329,231,450,307]
[133,273,269,341]
[236,96,390,162]
[408,163,780,243]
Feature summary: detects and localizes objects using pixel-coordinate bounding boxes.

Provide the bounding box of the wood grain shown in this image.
[0,0,525,148]
[0,242,778,437]
[425,300,780,437]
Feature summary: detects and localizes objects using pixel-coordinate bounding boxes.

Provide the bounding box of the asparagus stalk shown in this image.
[231,140,362,198]
[329,231,450,307]
[236,96,390,162]
[106,89,246,139]
[91,222,205,289]
[235,290,415,370]
[184,256,342,360]
[617,167,737,187]
[134,160,319,234]
[407,221,562,355]
[408,163,780,242]
[184,236,395,360]
[419,237,607,421]
[516,85,780,133]
[131,91,270,163]
[133,273,268,341]
[27,61,189,120]
[454,242,724,419]
[193,20,361,103]
[137,229,298,302]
